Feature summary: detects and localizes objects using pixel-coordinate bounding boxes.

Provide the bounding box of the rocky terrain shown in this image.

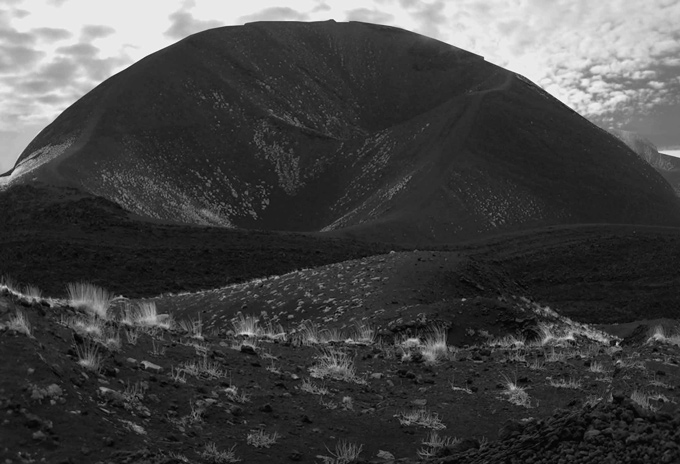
[2,185,680,463]
[2,238,680,464]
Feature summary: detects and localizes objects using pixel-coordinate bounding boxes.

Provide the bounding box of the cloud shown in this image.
[32,27,72,42]
[238,7,310,23]
[312,2,331,13]
[165,10,223,39]
[81,24,116,41]
[0,44,44,72]
[346,8,394,24]
[56,42,99,58]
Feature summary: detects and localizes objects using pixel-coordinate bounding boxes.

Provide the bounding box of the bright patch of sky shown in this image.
[0,0,679,172]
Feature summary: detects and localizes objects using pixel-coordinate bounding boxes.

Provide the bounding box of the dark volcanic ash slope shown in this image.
[2,21,680,243]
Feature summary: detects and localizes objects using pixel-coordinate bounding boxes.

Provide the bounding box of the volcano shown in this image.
[2,20,679,244]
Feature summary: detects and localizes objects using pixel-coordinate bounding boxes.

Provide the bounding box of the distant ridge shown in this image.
[610,129,680,197]
[3,20,680,244]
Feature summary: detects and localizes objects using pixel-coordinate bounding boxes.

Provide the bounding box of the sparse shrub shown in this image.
[349,322,375,345]
[223,385,250,404]
[131,301,173,329]
[180,355,227,379]
[0,275,19,294]
[647,325,680,346]
[309,347,365,384]
[395,408,446,430]
[67,282,112,319]
[21,285,43,304]
[319,440,364,464]
[298,320,323,345]
[528,358,545,370]
[8,310,32,337]
[500,374,534,408]
[537,322,575,346]
[588,361,608,374]
[548,377,582,389]
[232,314,260,337]
[630,390,658,411]
[261,321,286,340]
[178,315,203,340]
[300,379,329,396]
[201,442,240,463]
[246,430,279,448]
[421,325,451,365]
[418,431,460,459]
[75,340,102,373]
[543,346,567,363]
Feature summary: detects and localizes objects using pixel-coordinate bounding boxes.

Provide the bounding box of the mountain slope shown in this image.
[3,20,680,243]
[610,129,680,197]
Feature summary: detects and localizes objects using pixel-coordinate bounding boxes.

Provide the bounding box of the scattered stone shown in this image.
[377,450,395,459]
[584,429,601,442]
[240,345,257,355]
[140,361,162,373]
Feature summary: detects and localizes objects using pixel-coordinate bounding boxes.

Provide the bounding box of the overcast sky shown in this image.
[0,0,679,172]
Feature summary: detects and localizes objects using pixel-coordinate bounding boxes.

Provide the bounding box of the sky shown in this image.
[0,0,679,172]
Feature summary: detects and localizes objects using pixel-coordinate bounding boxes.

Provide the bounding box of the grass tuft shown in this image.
[8,310,32,337]
[309,347,365,384]
[67,282,112,319]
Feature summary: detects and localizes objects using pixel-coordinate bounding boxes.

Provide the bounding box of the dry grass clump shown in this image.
[647,325,680,346]
[300,379,329,396]
[232,313,286,340]
[246,429,279,448]
[417,431,460,459]
[500,374,535,408]
[177,315,204,340]
[421,326,453,365]
[200,442,240,463]
[179,355,228,380]
[67,282,113,319]
[75,340,102,373]
[120,301,173,329]
[21,285,43,304]
[319,440,364,464]
[309,347,366,384]
[395,408,446,430]
[8,310,32,337]
[396,325,453,365]
[629,390,670,412]
[548,377,582,389]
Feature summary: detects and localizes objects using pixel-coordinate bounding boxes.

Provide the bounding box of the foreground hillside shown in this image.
[2,183,680,462]
[3,21,680,243]
[2,269,680,463]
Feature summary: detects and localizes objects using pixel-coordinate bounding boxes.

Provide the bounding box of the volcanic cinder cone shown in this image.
[3,20,680,244]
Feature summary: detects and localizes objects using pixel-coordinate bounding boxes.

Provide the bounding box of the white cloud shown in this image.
[238,6,309,23]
